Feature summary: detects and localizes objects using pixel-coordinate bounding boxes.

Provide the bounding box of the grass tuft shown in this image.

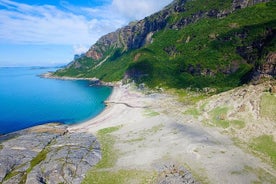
[249,135,276,168]
[94,126,121,169]
[82,170,156,184]
[82,125,157,184]
[260,93,276,121]
[210,107,230,128]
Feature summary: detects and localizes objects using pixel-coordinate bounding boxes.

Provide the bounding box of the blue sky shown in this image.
[0,0,172,66]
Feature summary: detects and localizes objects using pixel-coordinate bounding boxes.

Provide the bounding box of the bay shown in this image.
[0,67,112,134]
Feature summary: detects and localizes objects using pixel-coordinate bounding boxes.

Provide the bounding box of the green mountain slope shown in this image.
[55,0,276,91]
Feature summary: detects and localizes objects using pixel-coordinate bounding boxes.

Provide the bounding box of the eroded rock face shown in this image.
[232,0,269,10]
[84,0,269,62]
[260,53,276,76]
[249,52,276,82]
[0,124,101,184]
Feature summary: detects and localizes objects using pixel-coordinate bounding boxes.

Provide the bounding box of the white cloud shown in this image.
[110,0,172,20]
[73,44,89,55]
[0,0,97,45]
[0,0,173,46]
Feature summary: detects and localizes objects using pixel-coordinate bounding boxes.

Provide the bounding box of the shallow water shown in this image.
[0,67,112,134]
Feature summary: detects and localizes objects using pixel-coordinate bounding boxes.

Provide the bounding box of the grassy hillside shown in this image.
[55,1,276,91]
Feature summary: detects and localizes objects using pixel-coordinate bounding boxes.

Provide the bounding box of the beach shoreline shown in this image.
[2,73,275,183]
[67,82,276,183]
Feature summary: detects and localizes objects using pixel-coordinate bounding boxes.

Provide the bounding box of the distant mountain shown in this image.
[55,0,275,91]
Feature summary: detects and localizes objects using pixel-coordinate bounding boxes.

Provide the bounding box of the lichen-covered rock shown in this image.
[26,132,101,184]
[0,124,101,184]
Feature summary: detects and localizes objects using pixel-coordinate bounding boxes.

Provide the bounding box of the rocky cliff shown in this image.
[56,0,275,90]
[85,0,269,61]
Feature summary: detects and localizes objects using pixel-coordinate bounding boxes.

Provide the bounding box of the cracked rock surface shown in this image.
[0,123,101,184]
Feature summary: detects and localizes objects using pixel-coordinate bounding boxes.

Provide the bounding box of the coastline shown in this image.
[2,71,275,183]
[41,72,102,82]
[41,71,124,132]
[68,82,276,183]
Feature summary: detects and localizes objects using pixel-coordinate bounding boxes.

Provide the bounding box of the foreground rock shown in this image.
[156,163,200,184]
[0,124,101,184]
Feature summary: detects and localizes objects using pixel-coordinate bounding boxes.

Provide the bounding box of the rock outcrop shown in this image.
[0,124,101,184]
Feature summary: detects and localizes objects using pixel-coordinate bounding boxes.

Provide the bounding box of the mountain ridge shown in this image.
[55,0,275,91]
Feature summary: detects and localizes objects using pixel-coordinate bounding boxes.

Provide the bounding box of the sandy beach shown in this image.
[69,83,276,183]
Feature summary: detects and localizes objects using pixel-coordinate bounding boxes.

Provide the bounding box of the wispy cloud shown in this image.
[0,0,172,50]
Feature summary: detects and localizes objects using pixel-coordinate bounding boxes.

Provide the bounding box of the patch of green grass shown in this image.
[200,102,208,112]
[184,108,201,118]
[148,124,164,134]
[17,148,50,184]
[260,93,276,121]
[28,148,49,171]
[170,89,207,104]
[82,169,156,184]
[3,171,20,182]
[94,126,121,169]
[243,165,276,183]
[210,107,230,128]
[97,126,121,135]
[126,137,145,143]
[249,135,276,168]
[143,109,160,117]
[230,120,245,129]
[209,107,245,129]
[0,144,3,150]
[231,165,276,183]
[83,126,158,184]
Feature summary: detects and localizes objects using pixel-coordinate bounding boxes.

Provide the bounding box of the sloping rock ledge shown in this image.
[0,123,101,184]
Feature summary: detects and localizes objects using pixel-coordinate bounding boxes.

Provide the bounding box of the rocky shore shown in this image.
[1,81,275,183]
[0,123,101,184]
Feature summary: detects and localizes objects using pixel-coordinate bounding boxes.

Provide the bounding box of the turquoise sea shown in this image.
[0,67,112,134]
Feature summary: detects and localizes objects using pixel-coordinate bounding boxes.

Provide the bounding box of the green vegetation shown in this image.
[230,120,245,129]
[184,108,201,118]
[3,171,20,182]
[82,126,156,184]
[249,135,276,168]
[209,107,246,129]
[146,124,164,134]
[18,148,50,184]
[231,165,276,183]
[55,1,276,92]
[210,107,230,128]
[143,109,160,117]
[1,147,49,183]
[28,148,49,171]
[125,137,145,143]
[169,88,208,105]
[83,170,155,184]
[260,93,276,121]
[94,126,121,169]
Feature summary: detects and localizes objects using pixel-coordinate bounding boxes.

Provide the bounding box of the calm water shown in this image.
[0,67,112,134]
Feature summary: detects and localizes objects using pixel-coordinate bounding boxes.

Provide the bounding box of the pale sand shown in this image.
[68,83,275,183]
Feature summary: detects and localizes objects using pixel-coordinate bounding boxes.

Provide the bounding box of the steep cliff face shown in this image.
[56,0,275,90]
[85,0,269,61]
[85,5,170,60]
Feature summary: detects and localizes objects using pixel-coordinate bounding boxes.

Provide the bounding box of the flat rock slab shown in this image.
[0,124,101,184]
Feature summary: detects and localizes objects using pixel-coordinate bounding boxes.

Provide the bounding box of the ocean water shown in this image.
[0,67,112,134]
